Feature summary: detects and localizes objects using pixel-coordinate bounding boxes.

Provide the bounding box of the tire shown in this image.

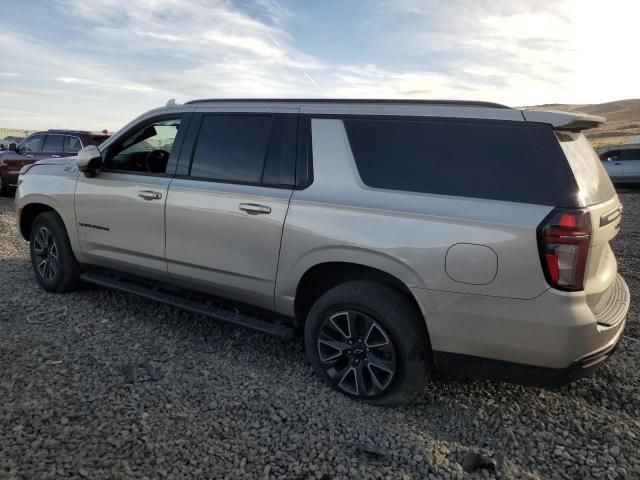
[304,281,432,405]
[29,211,80,292]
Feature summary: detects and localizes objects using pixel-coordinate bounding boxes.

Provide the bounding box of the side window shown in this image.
[64,136,83,153]
[600,150,621,161]
[104,118,181,174]
[621,149,640,161]
[43,135,64,153]
[190,114,273,184]
[20,134,46,153]
[344,118,553,205]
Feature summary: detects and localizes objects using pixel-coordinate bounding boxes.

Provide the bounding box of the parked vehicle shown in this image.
[14,100,629,404]
[0,130,109,195]
[600,146,640,183]
[0,136,24,150]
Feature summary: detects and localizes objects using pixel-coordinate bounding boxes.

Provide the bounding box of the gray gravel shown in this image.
[1,193,639,480]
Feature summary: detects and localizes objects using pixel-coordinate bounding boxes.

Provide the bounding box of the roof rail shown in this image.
[47,129,91,134]
[184,98,511,109]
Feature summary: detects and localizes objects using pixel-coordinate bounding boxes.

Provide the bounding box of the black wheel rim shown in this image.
[33,227,59,281]
[317,310,397,398]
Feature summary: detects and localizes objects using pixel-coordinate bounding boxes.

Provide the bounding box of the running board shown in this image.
[79,272,295,340]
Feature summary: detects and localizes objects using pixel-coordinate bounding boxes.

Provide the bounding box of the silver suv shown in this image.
[15,99,630,405]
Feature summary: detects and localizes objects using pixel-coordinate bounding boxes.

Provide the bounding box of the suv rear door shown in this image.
[75,114,190,276]
[165,108,299,310]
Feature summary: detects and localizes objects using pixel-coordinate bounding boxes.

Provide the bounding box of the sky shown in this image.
[0,0,638,131]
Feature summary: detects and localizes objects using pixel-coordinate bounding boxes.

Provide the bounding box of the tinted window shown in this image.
[345,118,553,204]
[43,135,64,153]
[91,135,109,146]
[556,132,616,206]
[190,114,273,183]
[262,115,298,186]
[20,134,46,153]
[64,136,82,153]
[600,150,621,161]
[621,149,640,161]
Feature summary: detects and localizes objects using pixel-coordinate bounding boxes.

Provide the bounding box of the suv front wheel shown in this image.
[29,212,80,292]
[304,281,432,405]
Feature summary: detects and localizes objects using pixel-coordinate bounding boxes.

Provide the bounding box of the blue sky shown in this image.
[0,0,637,130]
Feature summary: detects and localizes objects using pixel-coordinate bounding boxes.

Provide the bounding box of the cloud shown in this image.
[0,0,638,130]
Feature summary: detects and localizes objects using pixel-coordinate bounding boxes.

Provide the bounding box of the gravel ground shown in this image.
[1,193,639,480]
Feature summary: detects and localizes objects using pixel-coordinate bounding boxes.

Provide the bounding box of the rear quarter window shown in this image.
[344,118,554,205]
[555,132,616,206]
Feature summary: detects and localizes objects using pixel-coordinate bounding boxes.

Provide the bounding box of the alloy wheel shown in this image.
[33,227,59,281]
[317,310,397,398]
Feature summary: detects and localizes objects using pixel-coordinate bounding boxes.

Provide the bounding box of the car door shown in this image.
[621,148,640,181]
[165,109,299,310]
[75,114,190,278]
[600,149,623,181]
[1,133,47,187]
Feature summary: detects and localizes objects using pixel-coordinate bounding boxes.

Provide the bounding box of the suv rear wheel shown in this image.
[304,281,432,405]
[30,212,80,292]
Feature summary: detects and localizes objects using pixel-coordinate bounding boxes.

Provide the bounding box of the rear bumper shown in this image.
[433,321,624,388]
[412,274,630,385]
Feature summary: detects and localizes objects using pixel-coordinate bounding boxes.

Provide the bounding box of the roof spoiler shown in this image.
[521,109,606,131]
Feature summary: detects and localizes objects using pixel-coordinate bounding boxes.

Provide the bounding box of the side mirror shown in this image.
[8,143,17,152]
[77,145,103,176]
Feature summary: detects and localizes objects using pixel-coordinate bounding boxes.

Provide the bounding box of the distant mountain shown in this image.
[528,99,640,147]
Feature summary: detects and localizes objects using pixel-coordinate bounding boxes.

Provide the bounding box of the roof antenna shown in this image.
[166,98,176,106]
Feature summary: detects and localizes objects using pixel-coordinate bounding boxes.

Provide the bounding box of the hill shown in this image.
[528,99,640,147]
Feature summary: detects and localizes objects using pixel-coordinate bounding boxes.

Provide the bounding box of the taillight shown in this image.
[537,208,592,291]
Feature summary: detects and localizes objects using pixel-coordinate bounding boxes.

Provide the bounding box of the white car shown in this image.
[600,147,640,183]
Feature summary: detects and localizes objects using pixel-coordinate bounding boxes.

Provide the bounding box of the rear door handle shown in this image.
[138,190,163,201]
[239,203,271,215]
[52,155,60,158]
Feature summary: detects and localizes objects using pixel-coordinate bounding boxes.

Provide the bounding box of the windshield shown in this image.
[555,132,616,206]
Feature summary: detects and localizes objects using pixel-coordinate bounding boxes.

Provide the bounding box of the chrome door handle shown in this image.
[239,203,271,215]
[52,155,60,158]
[25,154,33,158]
[138,190,163,201]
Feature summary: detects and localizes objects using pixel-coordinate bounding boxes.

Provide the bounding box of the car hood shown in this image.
[34,156,77,165]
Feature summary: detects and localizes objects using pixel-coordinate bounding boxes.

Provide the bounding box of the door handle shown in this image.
[138,190,163,201]
[25,154,33,158]
[239,203,271,215]
[52,155,60,158]
[613,162,622,165]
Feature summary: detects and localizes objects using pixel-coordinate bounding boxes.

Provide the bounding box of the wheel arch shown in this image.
[19,202,59,241]
[291,261,429,336]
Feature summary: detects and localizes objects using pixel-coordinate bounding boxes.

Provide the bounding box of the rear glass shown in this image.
[555,132,616,206]
[91,135,110,146]
[345,118,553,204]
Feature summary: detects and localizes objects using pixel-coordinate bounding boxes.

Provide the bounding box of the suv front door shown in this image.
[165,110,299,310]
[75,115,189,277]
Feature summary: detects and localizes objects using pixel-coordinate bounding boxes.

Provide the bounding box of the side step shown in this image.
[79,272,295,340]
